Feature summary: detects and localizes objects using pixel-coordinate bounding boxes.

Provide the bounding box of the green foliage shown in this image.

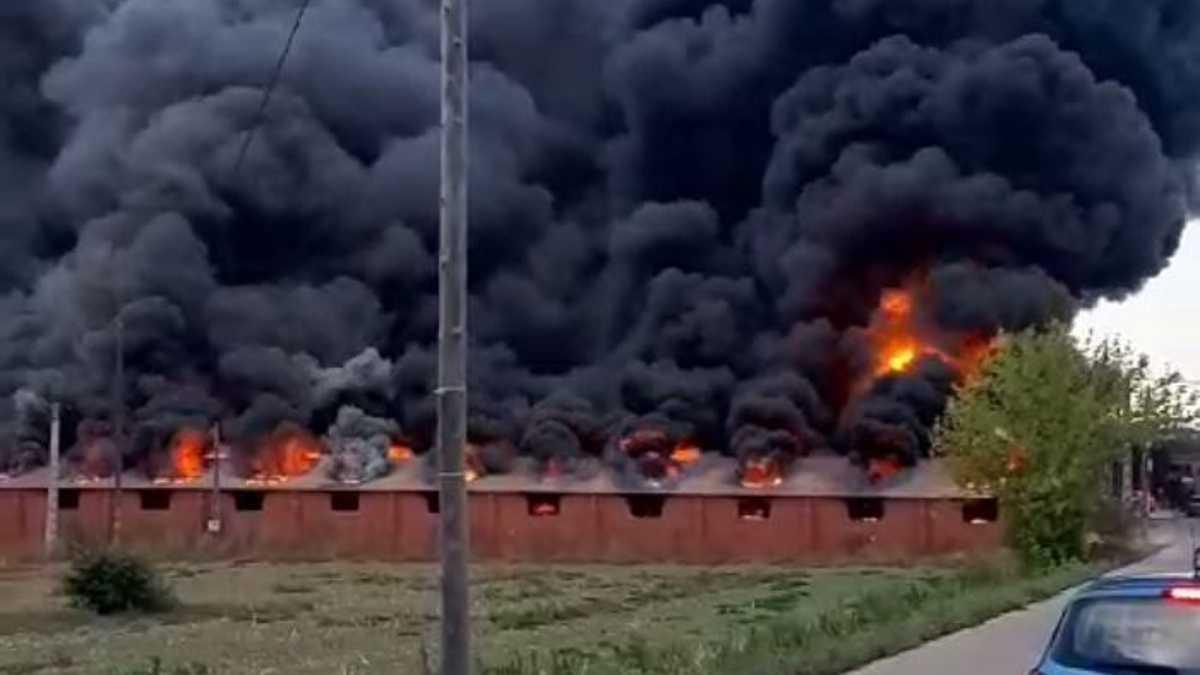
[62,549,176,615]
[936,325,1198,568]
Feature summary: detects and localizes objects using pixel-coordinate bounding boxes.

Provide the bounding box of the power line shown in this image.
[221,0,313,277]
[232,0,313,176]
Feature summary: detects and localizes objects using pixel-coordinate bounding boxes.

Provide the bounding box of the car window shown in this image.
[1055,597,1200,669]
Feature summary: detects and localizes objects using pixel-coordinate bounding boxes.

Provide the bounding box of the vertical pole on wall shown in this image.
[437,0,471,669]
[44,402,61,558]
[209,422,222,534]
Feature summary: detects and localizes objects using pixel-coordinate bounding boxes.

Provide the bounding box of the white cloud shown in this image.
[1074,222,1200,381]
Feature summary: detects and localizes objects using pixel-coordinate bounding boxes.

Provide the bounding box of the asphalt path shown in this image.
[847,518,1196,675]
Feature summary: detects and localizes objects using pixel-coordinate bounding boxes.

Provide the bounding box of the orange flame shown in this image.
[867,456,903,484]
[952,335,998,385]
[883,344,918,374]
[621,430,702,484]
[874,289,923,376]
[868,285,995,381]
[153,428,208,484]
[881,290,911,316]
[388,442,414,464]
[464,444,484,483]
[670,441,702,467]
[740,457,784,489]
[248,426,321,485]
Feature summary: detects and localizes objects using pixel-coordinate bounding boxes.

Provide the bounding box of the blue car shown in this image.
[1033,552,1200,674]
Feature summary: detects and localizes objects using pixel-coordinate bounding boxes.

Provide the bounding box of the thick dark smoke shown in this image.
[521,392,606,472]
[326,405,399,484]
[1,0,1197,479]
[728,372,830,478]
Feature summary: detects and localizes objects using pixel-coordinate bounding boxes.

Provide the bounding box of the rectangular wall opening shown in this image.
[738,497,772,521]
[234,491,265,512]
[526,493,561,517]
[139,490,172,511]
[845,497,885,522]
[422,491,440,515]
[59,489,80,511]
[330,492,360,512]
[625,494,665,519]
[962,498,999,524]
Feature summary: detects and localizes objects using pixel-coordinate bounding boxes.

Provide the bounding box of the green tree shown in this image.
[936,326,1196,568]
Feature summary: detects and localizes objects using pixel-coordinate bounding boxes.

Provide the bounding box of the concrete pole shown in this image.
[110,314,124,547]
[437,0,470,670]
[44,402,61,558]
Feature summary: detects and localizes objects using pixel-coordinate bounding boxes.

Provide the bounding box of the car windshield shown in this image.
[1054,597,1200,670]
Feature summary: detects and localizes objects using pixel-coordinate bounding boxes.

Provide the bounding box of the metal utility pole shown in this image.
[110,314,124,547]
[437,0,470,670]
[44,402,61,558]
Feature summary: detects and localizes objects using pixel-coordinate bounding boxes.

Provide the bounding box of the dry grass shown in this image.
[0,561,946,674]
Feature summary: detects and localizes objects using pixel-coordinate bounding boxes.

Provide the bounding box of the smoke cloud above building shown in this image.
[1,0,1196,482]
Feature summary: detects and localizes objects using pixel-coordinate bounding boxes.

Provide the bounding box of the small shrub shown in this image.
[270,582,315,595]
[113,658,211,675]
[62,550,175,615]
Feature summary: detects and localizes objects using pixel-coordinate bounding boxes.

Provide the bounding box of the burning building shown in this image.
[0,0,1197,558]
[148,427,209,484]
[242,423,323,486]
[616,426,705,487]
[325,405,405,484]
[67,420,119,483]
[0,451,1003,563]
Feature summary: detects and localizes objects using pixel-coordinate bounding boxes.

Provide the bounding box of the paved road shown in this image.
[849,519,1196,675]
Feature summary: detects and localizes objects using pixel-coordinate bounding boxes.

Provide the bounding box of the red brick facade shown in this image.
[0,487,1002,563]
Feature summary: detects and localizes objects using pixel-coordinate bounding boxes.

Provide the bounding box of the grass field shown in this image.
[0,558,1097,675]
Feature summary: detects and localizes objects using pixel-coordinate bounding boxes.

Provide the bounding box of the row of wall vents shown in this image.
[50,490,999,524]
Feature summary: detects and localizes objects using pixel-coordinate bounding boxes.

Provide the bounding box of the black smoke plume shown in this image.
[326,405,401,484]
[1,0,1197,481]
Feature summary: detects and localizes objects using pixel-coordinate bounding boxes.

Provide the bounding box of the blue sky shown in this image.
[1073,223,1200,381]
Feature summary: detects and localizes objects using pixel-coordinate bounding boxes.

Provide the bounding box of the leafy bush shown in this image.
[63,550,175,615]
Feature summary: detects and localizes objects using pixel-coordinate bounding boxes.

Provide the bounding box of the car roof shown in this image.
[1075,573,1198,600]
